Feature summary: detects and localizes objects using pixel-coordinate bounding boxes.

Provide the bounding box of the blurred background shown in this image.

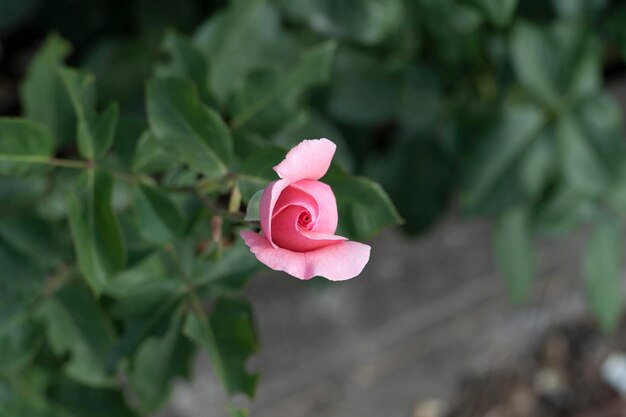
[3,0,626,416]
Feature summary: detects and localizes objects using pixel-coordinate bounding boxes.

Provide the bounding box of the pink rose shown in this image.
[240,138,371,281]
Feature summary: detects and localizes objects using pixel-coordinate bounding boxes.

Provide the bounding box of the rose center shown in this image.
[298,211,313,230]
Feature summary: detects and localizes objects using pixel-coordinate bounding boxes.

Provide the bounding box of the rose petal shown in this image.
[272,185,319,220]
[291,180,338,234]
[273,138,336,183]
[271,205,346,252]
[259,179,289,247]
[241,230,370,281]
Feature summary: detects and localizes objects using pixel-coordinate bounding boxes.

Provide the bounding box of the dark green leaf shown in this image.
[132,185,185,244]
[146,77,232,177]
[131,131,179,174]
[280,0,403,45]
[20,34,75,146]
[67,171,126,294]
[479,0,518,27]
[0,315,40,375]
[238,147,285,202]
[326,168,402,241]
[461,103,546,212]
[195,0,297,102]
[129,308,193,412]
[36,285,118,386]
[50,377,138,417]
[584,217,624,332]
[184,297,258,397]
[557,114,612,197]
[59,68,118,159]
[230,41,336,131]
[0,118,54,175]
[494,208,536,302]
[159,30,212,104]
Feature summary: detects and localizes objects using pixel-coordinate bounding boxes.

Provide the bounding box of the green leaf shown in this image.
[511,23,561,108]
[245,190,263,222]
[552,0,608,19]
[159,30,212,104]
[584,217,624,332]
[146,77,232,178]
[58,68,119,159]
[36,285,118,386]
[327,47,401,126]
[531,185,594,235]
[280,0,403,45]
[325,168,402,241]
[557,114,612,197]
[493,208,536,302]
[237,147,285,202]
[20,34,75,146]
[50,378,138,417]
[184,297,258,397]
[131,131,179,174]
[510,22,599,108]
[193,239,261,292]
[479,0,517,27]
[195,0,297,103]
[67,171,126,295]
[230,41,336,131]
[129,308,193,412]
[0,315,40,375]
[132,184,185,244]
[0,118,54,175]
[461,103,546,212]
[364,137,452,234]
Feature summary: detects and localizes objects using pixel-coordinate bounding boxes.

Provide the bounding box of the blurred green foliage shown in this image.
[2,0,626,414]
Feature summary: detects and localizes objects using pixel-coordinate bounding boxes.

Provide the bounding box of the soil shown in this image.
[423,320,626,417]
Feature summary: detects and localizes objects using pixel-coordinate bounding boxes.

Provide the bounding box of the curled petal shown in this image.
[273,139,336,183]
[271,206,346,252]
[241,231,370,281]
[291,180,338,234]
[259,179,289,247]
[273,185,318,220]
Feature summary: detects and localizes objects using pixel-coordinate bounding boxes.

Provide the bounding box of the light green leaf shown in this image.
[245,190,263,222]
[132,184,185,244]
[0,118,54,175]
[146,77,232,178]
[584,217,624,332]
[494,208,536,302]
[36,286,118,386]
[67,171,126,295]
[19,34,74,146]
[183,297,258,397]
